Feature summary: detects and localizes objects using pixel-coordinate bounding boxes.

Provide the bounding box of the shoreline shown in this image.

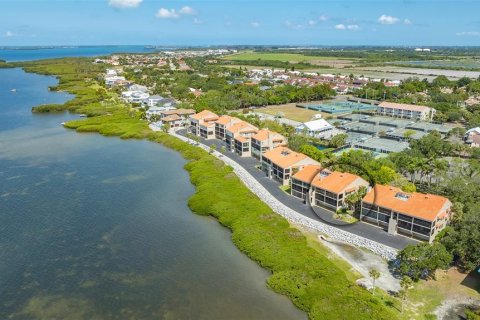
[14,58,400,319]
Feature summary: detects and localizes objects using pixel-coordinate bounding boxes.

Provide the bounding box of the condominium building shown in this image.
[360,185,452,242]
[261,147,319,185]
[225,121,259,157]
[251,129,287,159]
[377,102,436,121]
[214,115,242,140]
[290,164,323,201]
[189,110,219,139]
[311,171,369,211]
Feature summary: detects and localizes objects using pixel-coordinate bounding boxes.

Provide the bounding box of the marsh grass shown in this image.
[19,57,400,320]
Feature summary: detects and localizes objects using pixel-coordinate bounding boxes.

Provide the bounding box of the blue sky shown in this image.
[1,0,480,46]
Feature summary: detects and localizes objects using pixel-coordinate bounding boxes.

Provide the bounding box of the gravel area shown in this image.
[171,130,398,260]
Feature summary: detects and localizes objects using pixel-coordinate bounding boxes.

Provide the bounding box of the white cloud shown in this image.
[108,0,142,9]
[404,18,412,25]
[308,20,317,26]
[179,6,196,15]
[335,24,358,31]
[319,15,328,22]
[456,31,480,37]
[378,14,400,25]
[250,21,260,28]
[285,20,304,30]
[156,8,179,19]
[193,18,203,24]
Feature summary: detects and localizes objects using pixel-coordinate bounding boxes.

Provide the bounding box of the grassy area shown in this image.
[15,57,401,320]
[256,103,330,122]
[224,51,351,63]
[279,185,291,193]
[404,268,480,319]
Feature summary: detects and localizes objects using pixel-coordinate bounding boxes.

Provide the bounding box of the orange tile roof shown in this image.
[292,165,323,183]
[379,101,432,113]
[252,129,286,142]
[162,114,181,122]
[199,121,215,128]
[226,121,258,135]
[190,110,219,121]
[362,184,451,221]
[162,108,195,116]
[262,147,311,168]
[312,171,365,194]
[215,115,236,126]
[235,136,248,143]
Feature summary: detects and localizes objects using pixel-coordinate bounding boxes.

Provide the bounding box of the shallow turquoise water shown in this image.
[0,68,306,319]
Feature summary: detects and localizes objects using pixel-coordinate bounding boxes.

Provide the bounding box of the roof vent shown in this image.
[395,192,410,201]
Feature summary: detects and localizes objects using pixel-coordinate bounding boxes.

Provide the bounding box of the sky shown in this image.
[0,0,480,46]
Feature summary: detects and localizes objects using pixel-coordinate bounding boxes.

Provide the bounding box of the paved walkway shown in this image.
[173,129,418,259]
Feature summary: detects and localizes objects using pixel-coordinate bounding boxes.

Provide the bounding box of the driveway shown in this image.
[176,129,417,250]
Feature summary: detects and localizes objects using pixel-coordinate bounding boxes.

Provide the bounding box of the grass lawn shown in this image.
[223,51,357,67]
[403,268,480,319]
[256,103,333,122]
[279,185,291,194]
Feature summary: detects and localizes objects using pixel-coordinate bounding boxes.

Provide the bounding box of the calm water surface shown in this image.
[0,68,306,319]
[0,46,157,62]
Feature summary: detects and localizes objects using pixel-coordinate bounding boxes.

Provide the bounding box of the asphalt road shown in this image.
[177,129,417,250]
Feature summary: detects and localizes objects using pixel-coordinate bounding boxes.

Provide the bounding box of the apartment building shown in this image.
[225,121,259,157]
[214,115,242,140]
[377,102,436,121]
[261,147,319,185]
[189,110,219,139]
[290,164,323,201]
[311,171,369,211]
[251,129,287,159]
[361,185,452,243]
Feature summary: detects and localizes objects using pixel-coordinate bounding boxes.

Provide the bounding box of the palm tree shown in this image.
[399,276,413,314]
[398,289,407,314]
[369,269,380,296]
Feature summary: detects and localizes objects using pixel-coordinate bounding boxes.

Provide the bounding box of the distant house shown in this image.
[465,127,480,147]
[105,75,126,87]
[261,147,319,185]
[122,91,149,104]
[251,129,287,159]
[159,108,195,128]
[147,95,165,108]
[160,114,184,128]
[361,185,452,243]
[295,119,338,139]
[377,102,436,121]
[189,110,219,139]
[146,106,177,119]
[127,84,148,93]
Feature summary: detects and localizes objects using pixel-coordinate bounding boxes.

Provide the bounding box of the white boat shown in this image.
[10,88,16,92]
[79,114,87,117]
[61,122,66,126]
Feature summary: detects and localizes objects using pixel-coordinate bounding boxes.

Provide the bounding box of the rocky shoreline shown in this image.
[170,130,398,261]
